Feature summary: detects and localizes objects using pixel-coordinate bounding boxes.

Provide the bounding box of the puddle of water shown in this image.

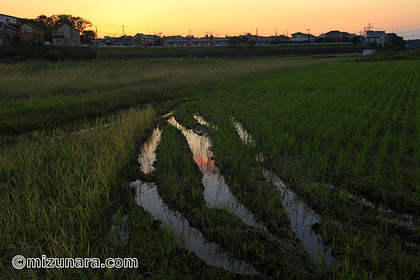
[162,111,175,118]
[109,208,130,245]
[194,114,218,130]
[327,185,416,230]
[168,116,262,228]
[138,127,162,174]
[231,117,255,146]
[131,179,258,275]
[231,117,265,162]
[263,170,336,266]
[230,118,336,265]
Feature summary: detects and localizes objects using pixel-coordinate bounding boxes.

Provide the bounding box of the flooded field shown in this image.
[167,116,261,228]
[129,94,419,277]
[131,180,258,275]
[2,58,419,279]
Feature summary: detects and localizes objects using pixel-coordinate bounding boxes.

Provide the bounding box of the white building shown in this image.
[366,31,386,47]
[290,32,316,42]
[0,14,20,25]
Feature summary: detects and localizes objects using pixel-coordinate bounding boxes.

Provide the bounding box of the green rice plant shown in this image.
[176,59,420,279]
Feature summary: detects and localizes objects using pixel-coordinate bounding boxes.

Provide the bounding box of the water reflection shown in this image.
[328,185,416,230]
[131,180,258,274]
[138,127,162,174]
[168,116,261,228]
[162,111,175,118]
[109,208,129,245]
[232,117,255,146]
[262,170,336,266]
[194,114,218,130]
[232,118,336,266]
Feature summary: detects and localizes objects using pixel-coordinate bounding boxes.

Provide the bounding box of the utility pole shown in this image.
[95,25,98,39]
[364,23,372,37]
[122,25,125,36]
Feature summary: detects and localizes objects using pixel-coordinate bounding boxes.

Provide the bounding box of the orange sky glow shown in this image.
[2,0,420,39]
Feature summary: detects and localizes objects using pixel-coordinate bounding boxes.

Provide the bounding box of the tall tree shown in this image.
[29,14,95,43]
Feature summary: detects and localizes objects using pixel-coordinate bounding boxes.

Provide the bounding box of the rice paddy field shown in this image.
[0,52,419,279]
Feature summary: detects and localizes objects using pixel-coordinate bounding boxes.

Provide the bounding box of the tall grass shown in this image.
[0,106,154,279]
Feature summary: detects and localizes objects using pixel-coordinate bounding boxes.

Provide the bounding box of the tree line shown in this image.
[22,14,96,44]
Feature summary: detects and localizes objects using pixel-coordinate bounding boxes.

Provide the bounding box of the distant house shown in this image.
[317,31,355,43]
[163,38,188,47]
[366,31,386,47]
[113,35,134,46]
[251,36,273,46]
[323,30,344,42]
[0,14,20,25]
[52,24,81,47]
[0,22,21,45]
[20,23,44,44]
[133,33,160,46]
[269,35,290,44]
[212,37,230,46]
[290,32,316,42]
[189,37,212,47]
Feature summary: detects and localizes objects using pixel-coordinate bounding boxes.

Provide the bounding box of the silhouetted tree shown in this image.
[28,14,95,43]
[81,30,96,44]
[351,36,362,45]
[228,36,241,48]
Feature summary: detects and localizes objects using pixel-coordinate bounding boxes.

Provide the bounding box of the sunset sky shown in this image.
[3,0,420,39]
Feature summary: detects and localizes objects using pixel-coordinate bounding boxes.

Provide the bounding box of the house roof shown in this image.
[57,23,81,32]
[0,14,17,18]
[366,30,385,34]
[164,38,188,43]
[0,22,21,32]
[291,32,316,37]
[189,38,211,42]
[134,33,159,39]
[325,30,342,35]
[212,38,230,42]
[21,23,43,32]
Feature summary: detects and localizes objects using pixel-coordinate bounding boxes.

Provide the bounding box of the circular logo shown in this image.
[12,255,26,270]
